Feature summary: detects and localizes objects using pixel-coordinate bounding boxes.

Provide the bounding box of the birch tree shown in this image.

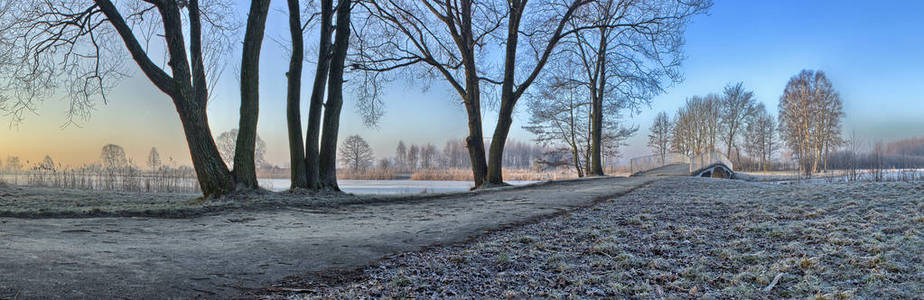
[742,103,777,171]
[778,70,844,175]
[147,147,162,170]
[671,95,720,156]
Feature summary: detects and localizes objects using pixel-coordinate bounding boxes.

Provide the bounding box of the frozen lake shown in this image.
[258,179,540,194]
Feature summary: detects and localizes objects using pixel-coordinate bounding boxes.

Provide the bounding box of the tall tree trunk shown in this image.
[285,0,308,189]
[589,32,607,176]
[318,0,351,191]
[305,0,334,189]
[97,0,234,197]
[486,99,515,186]
[176,99,235,197]
[463,93,489,187]
[233,0,272,188]
[589,94,604,176]
[458,0,488,188]
[571,145,584,177]
[485,3,524,186]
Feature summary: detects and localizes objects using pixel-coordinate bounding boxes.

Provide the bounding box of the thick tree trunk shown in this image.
[463,97,489,188]
[318,0,351,191]
[233,0,272,189]
[485,4,523,186]
[285,0,308,189]
[589,95,604,176]
[98,0,234,197]
[456,0,488,188]
[305,0,334,189]
[175,99,235,197]
[486,100,514,186]
[589,32,607,177]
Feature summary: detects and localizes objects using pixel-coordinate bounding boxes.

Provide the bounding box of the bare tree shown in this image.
[484,0,597,185]
[233,0,272,189]
[648,112,672,163]
[671,95,721,156]
[563,0,709,176]
[316,0,353,190]
[283,0,352,191]
[407,144,419,171]
[743,103,776,171]
[778,70,844,175]
[351,0,504,187]
[352,0,595,187]
[419,143,438,169]
[525,75,635,176]
[217,129,267,169]
[339,135,375,171]
[525,76,589,176]
[395,141,408,171]
[377,157,391,170]
[100,144,128,170]
[38,155,56,171]
[147,147,162,170]
[0,0,284,197]
[442,139,469,169]
[4,157,21,171]
[719,82,757,162]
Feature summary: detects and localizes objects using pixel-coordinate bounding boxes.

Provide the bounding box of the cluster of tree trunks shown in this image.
[285,0,353,191]
[1,0,709,196]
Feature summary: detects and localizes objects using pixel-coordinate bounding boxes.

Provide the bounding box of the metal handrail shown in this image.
[630,153,689,174]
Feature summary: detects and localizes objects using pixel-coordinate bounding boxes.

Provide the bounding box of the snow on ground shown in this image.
[276,178,924,299]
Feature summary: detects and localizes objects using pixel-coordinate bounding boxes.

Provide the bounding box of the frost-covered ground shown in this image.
[277,178,924,299]
[738,169,924,183]
[0,176,655,298]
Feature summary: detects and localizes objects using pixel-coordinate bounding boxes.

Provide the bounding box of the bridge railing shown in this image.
[689,151,733,174]
[630,153,690,174]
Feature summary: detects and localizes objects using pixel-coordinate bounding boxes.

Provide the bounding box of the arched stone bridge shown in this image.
[629,152,734,178]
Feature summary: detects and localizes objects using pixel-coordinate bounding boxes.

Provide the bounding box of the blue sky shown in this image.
[3,0,924,167]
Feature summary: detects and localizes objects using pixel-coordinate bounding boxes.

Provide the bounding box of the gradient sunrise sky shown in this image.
[2,0,923,168]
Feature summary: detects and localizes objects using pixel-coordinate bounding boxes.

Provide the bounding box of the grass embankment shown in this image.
[0,185,357,218]
[287,178,923,298]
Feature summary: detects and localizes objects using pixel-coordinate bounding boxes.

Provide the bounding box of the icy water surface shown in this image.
[258,179,539,194]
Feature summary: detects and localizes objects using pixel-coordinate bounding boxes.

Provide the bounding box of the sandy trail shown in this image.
[0,176,657,298]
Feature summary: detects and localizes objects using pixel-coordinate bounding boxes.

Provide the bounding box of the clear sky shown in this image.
[2,0,924,168]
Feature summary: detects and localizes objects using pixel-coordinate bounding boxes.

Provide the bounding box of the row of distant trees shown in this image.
[337,136,546,173]
[0,0,710,195]
[1,144,201,192]
[1,145,179,173]
[648,70,845,175]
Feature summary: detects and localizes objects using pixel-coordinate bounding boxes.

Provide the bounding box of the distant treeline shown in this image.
[884,137,924,157]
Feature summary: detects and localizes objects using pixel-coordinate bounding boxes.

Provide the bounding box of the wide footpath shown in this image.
[0,176,660,298]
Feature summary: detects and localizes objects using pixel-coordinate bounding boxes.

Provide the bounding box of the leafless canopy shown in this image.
[778,70,844,174]
[0,0,237,126]
[339,134,375,171]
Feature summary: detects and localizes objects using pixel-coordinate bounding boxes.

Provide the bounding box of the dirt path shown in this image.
[0,177,656,298]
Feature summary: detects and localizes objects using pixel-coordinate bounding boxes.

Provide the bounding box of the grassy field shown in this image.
[284,178,923,298]
[0,183,361,218]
